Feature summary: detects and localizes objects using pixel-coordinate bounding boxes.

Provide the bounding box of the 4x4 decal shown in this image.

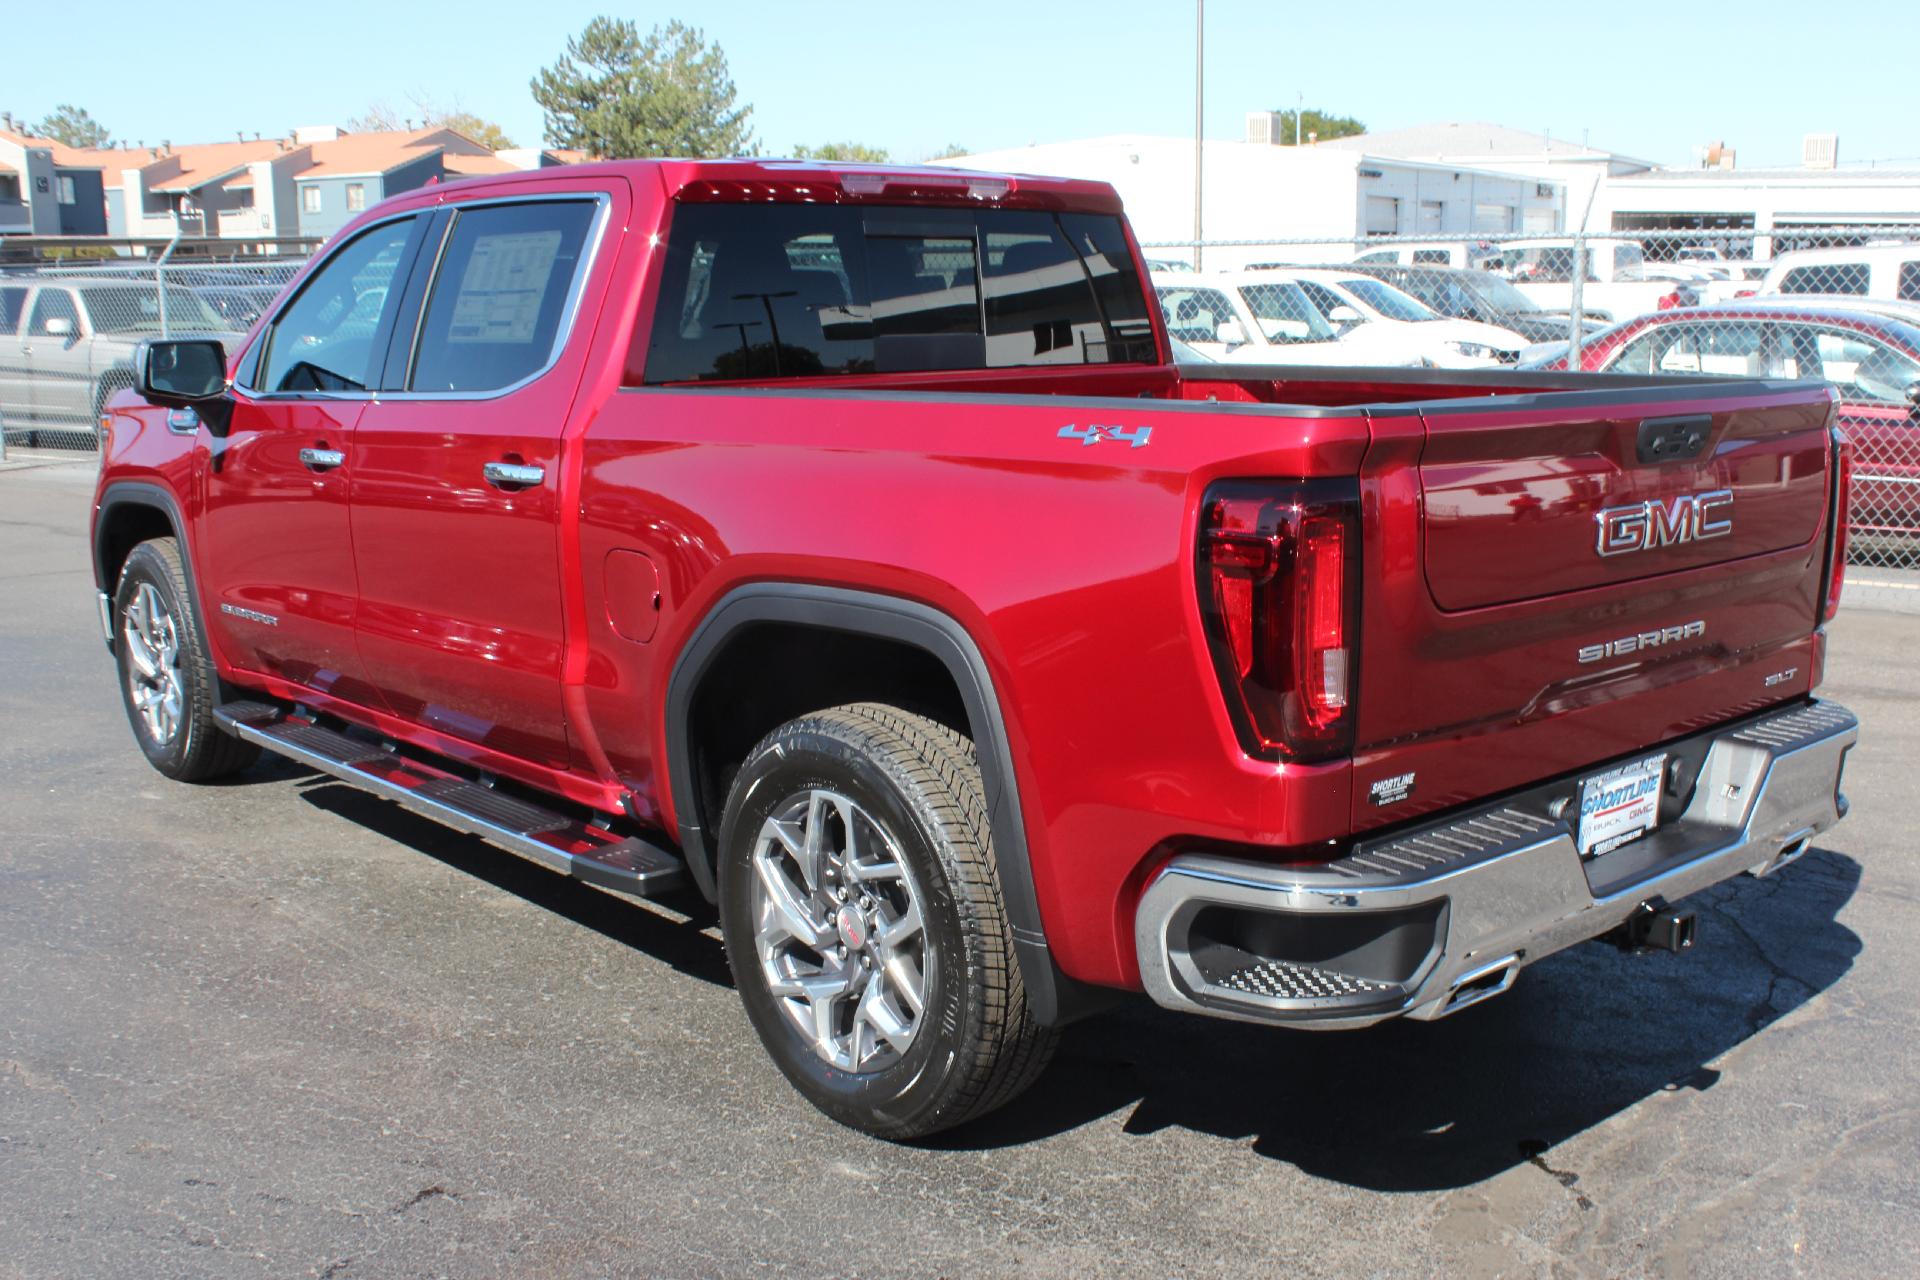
[1058,423,1152,448]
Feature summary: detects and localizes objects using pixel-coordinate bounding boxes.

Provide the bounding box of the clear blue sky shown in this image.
[10,0,1913,169]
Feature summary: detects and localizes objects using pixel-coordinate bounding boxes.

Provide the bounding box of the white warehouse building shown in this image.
[946,126,1563,269]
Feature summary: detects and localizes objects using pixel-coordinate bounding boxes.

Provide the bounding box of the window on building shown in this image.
[255,217,419,393]
[56,175,76,205]
[301,186,322,215]
[642,202,1156,383]
[408,200,597,393]
[345,184,366,212]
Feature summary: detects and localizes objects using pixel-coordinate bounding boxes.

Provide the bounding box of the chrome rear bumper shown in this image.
[1134,700,1857,1029]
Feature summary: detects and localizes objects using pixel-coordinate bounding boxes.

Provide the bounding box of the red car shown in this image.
[1556,304,1920,545]
[91,161,1856,1138]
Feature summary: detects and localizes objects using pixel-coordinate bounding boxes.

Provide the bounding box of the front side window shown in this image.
[1295,279,1351,322]
[1780,263,1867,294]
[642,202,1156,383]
[346,184,366,212]
[1338,278,1437,322]
[27,289,80,337]
[255,217,417,393]
[1794,325,1920,403]
[408,200,597,393]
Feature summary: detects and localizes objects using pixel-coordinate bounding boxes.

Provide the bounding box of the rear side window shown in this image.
[0,286,27,334]
[1412,249,1451,265]
[1779,263,1868,294]
[410,200,597,393]
[642,202,1156,383]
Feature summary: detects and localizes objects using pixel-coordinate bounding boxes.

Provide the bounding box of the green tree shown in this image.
[791,142,889,163]
[33,104,112,149]
[927,144,971,161]
[1267,108,1366,144]
[531,17,754,159]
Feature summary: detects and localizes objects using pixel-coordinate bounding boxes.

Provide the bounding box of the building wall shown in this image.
[1595,171,1920,259]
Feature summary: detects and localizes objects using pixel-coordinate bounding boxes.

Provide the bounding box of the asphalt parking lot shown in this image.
[3,457,1917,1278]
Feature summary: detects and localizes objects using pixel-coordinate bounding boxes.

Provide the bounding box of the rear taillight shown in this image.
[1823,429,1853,622]
[1198,481,1360,762]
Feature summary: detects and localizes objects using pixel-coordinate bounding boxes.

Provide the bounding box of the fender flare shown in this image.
[665,583,1108,1026]
[93,481,213,661]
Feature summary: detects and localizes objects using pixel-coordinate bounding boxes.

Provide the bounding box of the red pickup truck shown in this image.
[93,159,1858,1139]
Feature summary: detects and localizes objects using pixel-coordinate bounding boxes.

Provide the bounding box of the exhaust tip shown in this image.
[1439,954,1521,1016]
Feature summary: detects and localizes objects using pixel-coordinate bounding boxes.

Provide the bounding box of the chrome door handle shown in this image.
[483,461,546,488]
[298,447,345,471]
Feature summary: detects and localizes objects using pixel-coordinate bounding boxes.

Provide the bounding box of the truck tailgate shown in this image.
[1351,379,1838,833]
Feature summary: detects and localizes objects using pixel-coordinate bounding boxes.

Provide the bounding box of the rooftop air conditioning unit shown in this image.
[1803,134,1838,170]
[1246,112,1283,146]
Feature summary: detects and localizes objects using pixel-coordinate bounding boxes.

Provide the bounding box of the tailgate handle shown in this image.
[1637,414,1713,465]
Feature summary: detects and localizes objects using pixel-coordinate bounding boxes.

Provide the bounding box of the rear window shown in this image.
[1900,261,1920,302]
[1412,249,1451,265]
[1779,262,1868,294]
[642,202,1156,383]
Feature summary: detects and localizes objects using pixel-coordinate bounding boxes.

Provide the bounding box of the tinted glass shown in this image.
[1339,278,1436,321]
[1295,280,1348,320]
[1899,262,1920,302]
[28,289,79,336]
[257,218,416,393]
[1780,263,1867,295]
[409,201,596,393]
[0,286,26,334]
[1608,322,1784,378]
[643,202,1155,383]
[1796,326,1920,403]
[1413,249,1451,265]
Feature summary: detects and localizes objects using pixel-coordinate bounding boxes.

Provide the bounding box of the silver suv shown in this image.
[0,278,242,445]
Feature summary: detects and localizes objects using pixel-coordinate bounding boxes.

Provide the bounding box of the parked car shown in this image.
[1493,238,1695,321]
[1152,271,1424,366]
[1348,241,1502,270]
[95,158,1856,1141]
[1757,243,1920,301]
[1258,266,1529,367]
[1540,302,1920,548]
[191,284,283,330]
[1331,262,1612,344]
[0,277,242,444]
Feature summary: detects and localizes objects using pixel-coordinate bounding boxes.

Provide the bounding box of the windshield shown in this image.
[82,285,223,334]
[1237,281,1337,343]
[1338,278,1439,322]
[1461,271,1544,313]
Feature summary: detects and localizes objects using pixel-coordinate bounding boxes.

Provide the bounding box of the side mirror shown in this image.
[1328,305,1361,324]
[43,317,75,338]
[1215,318,1247,347]
[135,339,232,435]
[1906,381,1920,416]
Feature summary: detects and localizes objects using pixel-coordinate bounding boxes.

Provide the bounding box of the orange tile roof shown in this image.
[146,139,291,192]
[295,130,451,179]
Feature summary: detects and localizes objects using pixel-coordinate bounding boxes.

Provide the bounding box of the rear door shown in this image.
[1352,379,1838,832]
[348,189,614,771]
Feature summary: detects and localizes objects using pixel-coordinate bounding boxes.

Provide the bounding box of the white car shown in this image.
[1151,272,1425,367]
[1757,243,1920,301]
[1261,267,1528,368]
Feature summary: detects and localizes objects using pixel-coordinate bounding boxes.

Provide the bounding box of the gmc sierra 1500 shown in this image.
[93,159,1856,1139]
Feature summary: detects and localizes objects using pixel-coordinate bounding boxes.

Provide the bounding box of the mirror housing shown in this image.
[1215,318,1247,347]
[43,316,75,338]
[135,339,232,435]
[1328,305,1361,324]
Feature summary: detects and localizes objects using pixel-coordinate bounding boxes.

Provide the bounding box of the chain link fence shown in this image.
[0,251,306,454]
[1143,225,1920,614]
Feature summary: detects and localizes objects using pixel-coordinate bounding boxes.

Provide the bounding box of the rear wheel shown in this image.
[113,538,259,782]
[717,703,1056,1139]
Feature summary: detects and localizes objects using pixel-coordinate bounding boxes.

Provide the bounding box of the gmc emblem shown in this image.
[1594,489,1733,557]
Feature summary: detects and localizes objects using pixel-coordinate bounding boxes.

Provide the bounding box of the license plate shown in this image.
[1577,754,1666,858]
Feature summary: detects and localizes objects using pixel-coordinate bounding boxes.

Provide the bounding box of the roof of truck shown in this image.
[444,156,1129,214]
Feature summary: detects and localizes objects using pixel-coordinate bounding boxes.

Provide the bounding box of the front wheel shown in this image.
[717,703,1056,1139]
[113,537,259,782]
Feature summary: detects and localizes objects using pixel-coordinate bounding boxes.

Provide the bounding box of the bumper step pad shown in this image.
[1217,960,1398,1002]
[214,701,687,899]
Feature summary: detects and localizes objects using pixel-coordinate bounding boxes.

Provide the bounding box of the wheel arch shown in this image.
[665,583,1108,1026]
[93,482,213,664]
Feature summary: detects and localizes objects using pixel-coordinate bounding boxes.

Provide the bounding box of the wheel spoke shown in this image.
[856,977,914,1053]
[875,899,921,953]
[123,626,160,680]
[753,851,831,951]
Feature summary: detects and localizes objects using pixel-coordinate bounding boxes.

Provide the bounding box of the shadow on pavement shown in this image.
[945,849,1862,1190]
[276,757,1861,1189]
[293,779,732,989]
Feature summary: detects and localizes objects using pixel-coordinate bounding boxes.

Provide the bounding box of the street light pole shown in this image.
[1193,0,1204,271]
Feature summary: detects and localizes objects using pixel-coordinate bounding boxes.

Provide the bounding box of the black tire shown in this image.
[112,537,260,783]
[717,703,1057,1139]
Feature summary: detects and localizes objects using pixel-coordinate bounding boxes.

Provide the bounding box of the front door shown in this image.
[22,287,87,429]
[198,213,427,707]
[349,195,606,771]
